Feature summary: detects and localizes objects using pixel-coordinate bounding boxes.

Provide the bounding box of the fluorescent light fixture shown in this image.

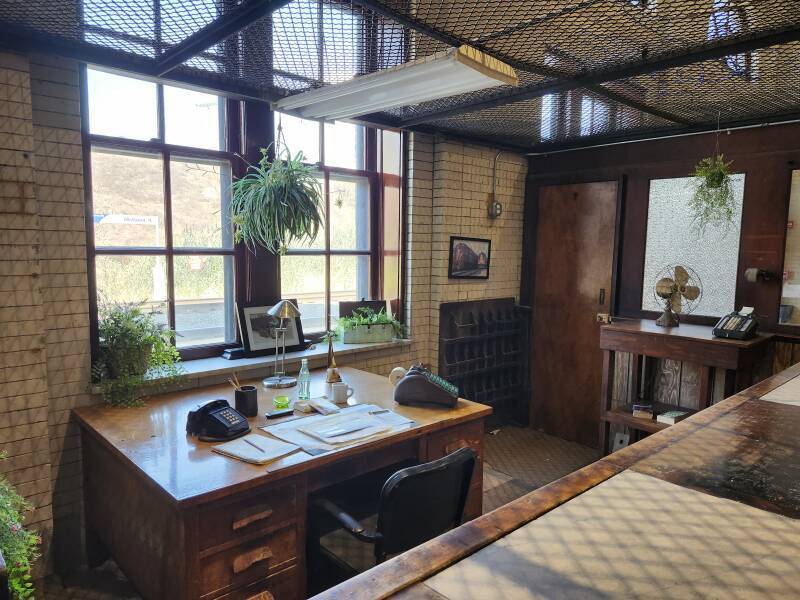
[274,45,517,121]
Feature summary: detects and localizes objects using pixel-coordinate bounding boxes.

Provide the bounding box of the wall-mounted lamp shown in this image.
[488,151,505,219]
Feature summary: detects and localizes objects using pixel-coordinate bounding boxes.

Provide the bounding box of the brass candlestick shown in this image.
[325,332,342,383]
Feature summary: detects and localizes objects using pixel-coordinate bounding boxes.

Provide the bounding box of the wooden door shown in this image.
[531,181,618,447]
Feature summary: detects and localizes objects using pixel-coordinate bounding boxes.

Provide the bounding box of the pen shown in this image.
[244,437,265,453]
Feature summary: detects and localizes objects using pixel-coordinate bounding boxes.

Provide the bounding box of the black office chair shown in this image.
[308,447,476,586]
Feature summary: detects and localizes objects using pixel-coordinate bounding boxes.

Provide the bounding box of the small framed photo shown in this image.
[448,236,491,279]
[236,301,306,357]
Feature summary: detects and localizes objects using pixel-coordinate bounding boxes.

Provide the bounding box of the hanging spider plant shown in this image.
[688,116,735,233]
[230,142,323,255]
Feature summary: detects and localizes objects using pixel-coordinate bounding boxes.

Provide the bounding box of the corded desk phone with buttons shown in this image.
[186,399,251,442]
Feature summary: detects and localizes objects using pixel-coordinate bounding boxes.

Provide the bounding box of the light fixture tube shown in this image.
[274,45,517,121]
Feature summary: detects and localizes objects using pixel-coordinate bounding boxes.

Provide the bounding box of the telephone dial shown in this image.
[186,399,251,442]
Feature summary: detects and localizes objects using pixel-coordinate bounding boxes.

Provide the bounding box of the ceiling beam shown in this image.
[400,26,800,127]
[154,0,293,77]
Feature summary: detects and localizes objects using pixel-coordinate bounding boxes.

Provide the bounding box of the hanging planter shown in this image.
[230,140,324,255]
[689,153,735,232]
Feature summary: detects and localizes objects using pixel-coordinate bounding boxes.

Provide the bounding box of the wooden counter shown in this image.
[74,367,491,599]
[318,362,800,599]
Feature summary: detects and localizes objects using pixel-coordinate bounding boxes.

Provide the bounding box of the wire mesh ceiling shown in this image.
[1,0,799,150]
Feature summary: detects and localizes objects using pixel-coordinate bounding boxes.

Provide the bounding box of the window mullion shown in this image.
[163,150,176,336]
[324,170,331,332]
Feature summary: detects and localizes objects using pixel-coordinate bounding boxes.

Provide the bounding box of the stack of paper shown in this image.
[298,413,390,445]
[212,434,300,465]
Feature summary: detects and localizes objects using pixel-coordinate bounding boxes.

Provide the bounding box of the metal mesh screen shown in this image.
[1,0,799,149]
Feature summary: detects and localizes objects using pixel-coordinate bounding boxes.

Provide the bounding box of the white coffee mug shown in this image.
[331,382,355,404]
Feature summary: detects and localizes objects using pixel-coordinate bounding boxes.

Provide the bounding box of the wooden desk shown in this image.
[318,363,800,600]
[599,319,772,454]
[74,367,491,600]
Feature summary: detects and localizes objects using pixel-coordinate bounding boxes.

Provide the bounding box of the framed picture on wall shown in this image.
[236,300,306,357]
[448,236,491,279]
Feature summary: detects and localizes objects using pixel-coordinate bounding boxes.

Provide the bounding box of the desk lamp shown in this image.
[263,300,301,389]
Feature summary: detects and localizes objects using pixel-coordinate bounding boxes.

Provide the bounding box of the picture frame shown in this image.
[448,236,491,279]
[236,300,306,357]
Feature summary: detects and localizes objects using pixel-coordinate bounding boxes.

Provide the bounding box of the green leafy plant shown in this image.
[0,452,41,599]
[92,303,184,407]
[338,307,404,339]
[230,145,323,255]
[689,153,735,232]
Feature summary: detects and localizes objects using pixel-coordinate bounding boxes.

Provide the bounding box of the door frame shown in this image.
[520,176,625,438]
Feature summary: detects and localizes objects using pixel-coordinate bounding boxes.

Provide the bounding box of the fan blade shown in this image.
[683,285,700,301]
[674,265,689,286]
[671,292,682,313]
[656,277,676,298]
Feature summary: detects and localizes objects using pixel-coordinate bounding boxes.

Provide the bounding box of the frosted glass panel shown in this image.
[779,171,800,325]
[642,175,744,317]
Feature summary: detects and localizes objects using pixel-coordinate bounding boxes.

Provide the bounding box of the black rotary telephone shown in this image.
[186,399,251,442]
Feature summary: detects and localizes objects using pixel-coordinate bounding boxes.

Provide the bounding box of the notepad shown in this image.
[212,434,300,465]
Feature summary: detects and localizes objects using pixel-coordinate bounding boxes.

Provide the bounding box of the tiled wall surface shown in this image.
[0,52,527,575]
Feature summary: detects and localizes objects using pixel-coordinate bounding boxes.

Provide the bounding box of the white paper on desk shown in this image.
[299,413,390,445]
[211,434,300,465]
[260,404,414,451]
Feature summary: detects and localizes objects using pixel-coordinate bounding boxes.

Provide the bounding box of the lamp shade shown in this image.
[268,300,301,319]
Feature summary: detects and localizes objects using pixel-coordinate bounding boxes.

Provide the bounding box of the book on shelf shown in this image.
[657,410,690,425]
[632,404,653,419]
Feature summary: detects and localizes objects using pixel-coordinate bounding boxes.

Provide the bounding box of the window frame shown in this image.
[279,121,402,334]
[82,66,241,360]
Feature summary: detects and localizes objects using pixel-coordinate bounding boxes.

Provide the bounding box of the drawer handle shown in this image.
[232,546,273,574]
[232,505,274,531]
[246,592,275,600]
[445,439,471,454]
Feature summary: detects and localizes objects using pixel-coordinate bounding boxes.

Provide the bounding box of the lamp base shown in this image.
[263,375,297,389]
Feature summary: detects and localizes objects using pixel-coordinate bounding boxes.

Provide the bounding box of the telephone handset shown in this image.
[186,399,251,442]
[394,365,459,408]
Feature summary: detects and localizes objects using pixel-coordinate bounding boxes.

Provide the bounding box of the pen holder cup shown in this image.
[235,385,259,417]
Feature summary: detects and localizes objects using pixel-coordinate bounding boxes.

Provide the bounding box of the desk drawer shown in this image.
[426,420,484,463]
[200,482,299,551]
[200,525,298,598]
[216,565,300,600]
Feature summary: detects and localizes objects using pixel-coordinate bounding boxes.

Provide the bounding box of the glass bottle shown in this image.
[298,358,311,400]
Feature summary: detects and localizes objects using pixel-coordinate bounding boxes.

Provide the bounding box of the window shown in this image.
[641,175,745,317]
[275,113,402,333]
[708,0,754,78]
[86,68,236,355]
[779,171,800,325]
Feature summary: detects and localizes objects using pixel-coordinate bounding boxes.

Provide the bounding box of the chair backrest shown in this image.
[375,447,476,560]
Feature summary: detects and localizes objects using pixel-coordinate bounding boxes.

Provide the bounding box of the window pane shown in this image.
[324,121,364,169]
[174,255,235,347]
[95,255,168,329]
[275,112,320,164]
[330,175,369,250]
[87,69,157,140]
[382,180,401,304]
[281,255,326,333]
[382,130,401,176]
[287,176,326,250]
[330,255,370,327]
[92,148,165,247]
[171,157,233,249]
[164,86,224,150]
[642,175,744,317]
[780,171,800,325]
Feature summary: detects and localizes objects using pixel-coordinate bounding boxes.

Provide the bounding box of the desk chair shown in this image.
[308,447,476,589]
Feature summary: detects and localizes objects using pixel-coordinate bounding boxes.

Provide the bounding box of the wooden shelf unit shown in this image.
[599,319,772,454]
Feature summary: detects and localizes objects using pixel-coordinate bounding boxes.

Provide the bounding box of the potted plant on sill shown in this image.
[229,143,324,255]
[339,307,404,344]
[92,303,184,407]
[0,452,41,599]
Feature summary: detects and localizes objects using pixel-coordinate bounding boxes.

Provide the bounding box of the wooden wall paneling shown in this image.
[678,362,701,410]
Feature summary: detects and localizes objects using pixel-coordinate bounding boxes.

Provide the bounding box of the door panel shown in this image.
[531,181,618,447]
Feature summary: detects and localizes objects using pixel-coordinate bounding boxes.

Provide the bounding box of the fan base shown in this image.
[656,308,679,327]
